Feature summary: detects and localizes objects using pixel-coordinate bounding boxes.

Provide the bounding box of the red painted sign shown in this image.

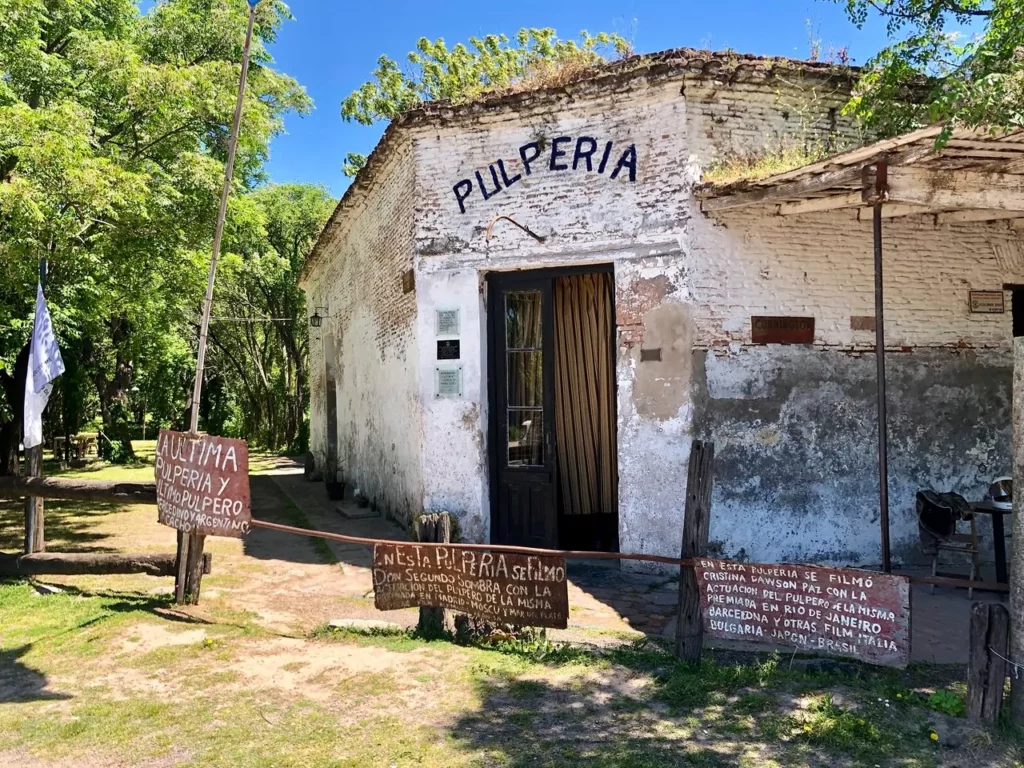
[155,430,251,538]
[695,558,910,668]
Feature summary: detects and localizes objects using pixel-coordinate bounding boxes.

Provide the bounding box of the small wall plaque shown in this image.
[435,366,463,398]
[436,309,460,336]
[751,316,815,344]
[850,315,876,332]
[437,339,461,360]
[969,291,1005,314]
[640,348,662,362]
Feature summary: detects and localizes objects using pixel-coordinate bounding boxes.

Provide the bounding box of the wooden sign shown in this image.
[751,316,815,344]
[372,543,569,629]
[694,558,910,668]
[155,430,251,538]
[969,291,1005,314]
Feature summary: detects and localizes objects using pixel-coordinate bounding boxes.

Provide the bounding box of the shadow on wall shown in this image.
[691,347,1012,566]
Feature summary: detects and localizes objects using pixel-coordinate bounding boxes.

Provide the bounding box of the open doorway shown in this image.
[322,332,339,479]
[488,266,618,551]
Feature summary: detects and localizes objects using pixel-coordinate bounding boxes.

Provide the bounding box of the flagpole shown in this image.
[177,0,260,603]
[25,257,48,553]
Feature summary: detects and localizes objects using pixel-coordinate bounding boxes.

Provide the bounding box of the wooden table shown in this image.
[970,501,1012,584]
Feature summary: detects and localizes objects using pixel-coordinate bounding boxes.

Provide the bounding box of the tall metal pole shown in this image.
[873,162,892,574]
[177,0,259,604]
[190,1,258,433]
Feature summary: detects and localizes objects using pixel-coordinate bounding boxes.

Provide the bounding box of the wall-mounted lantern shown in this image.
[309,306,329,328]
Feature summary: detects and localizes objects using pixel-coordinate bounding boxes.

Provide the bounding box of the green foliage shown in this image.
[341,28,630,127]
[342,152,367,177]
[927,688,967,716]
[211,182,333,450]
[836,0,1024,138]
[0,0,315,460]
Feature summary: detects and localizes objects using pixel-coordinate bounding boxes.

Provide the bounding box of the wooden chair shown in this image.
[917,491,981,599]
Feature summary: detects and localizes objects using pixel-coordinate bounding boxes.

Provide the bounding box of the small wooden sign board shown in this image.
[969,291,1005,314]
[694,558,910,668]
[372,542,569,629]
[155,430,251,538]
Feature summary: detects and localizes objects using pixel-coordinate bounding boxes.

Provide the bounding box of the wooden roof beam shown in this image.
[936,209,1024,224]
[700,165,866,212]
[885,167,1024,211]
[775,191,864,216]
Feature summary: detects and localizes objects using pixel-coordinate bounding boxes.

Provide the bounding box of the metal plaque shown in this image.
[435,366,463,398]
[372,542,569,629]
[437,339,461,360]
[751,316,815,344]
[436,308,460,336]
[969,291,1005,314]
[695,558,910,668]
[155,430,251,538]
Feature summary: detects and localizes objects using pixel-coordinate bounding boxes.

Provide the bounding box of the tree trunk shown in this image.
[1011,336,1024,722]
[0,344,31,476]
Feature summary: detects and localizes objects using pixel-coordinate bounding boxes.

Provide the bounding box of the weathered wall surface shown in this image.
[689,207,1024,565]
[409,63,857,560]
[304,137,422,525]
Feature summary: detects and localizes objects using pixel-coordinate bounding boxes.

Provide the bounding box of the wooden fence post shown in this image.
[968,601,1010,724]
[415,512,450,637]
[24,445,44,554]
[676,440,714,661]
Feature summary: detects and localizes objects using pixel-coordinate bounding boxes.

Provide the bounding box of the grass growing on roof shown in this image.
[702,142,833,186]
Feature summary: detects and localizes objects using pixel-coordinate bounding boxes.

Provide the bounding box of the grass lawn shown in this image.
[1,454,1022,766]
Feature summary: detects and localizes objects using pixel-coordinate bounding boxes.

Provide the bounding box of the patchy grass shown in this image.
[702,142,832,186]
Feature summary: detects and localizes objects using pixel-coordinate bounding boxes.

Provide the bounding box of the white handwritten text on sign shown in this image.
[695,558,910,668]
[155,430,251,538]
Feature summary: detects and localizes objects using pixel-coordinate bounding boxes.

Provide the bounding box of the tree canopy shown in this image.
[339,28,630,176]
[837,0,1024,138]
[0,0,319,466]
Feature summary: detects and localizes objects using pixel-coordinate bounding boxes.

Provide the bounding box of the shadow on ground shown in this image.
[242,476,332,566]
[0,499,122,553]
[0,644,71,704]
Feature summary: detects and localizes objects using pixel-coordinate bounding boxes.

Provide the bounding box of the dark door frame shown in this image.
[486,263,617,547]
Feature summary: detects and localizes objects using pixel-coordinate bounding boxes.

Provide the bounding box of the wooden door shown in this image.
[489,273,557,548]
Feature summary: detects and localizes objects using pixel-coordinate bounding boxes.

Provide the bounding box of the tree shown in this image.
[340,28,629,147]
[836,1,1023,139]
[208,183,333,451]
[0,0,310,467]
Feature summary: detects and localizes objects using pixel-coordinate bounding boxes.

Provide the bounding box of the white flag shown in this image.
[23,282,64,449]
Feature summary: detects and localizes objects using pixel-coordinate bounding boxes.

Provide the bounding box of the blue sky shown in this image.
[264,0,898,196]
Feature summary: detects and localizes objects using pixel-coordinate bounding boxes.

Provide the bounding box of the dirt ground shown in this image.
[1,459,1022,767]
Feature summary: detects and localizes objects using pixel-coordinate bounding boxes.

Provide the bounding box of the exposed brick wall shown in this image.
[303,54,1023,567]
[305,136,421,525]
[691,208,1024,350]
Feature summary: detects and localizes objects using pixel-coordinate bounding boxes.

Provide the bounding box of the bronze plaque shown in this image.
[969,290,1005,314]
[372,543,569,629]
[751,316,815,344]
[155,430,251,538]
[437,339,461,360]
[695,558,910,668]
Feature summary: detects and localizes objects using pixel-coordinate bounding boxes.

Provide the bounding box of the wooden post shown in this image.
[676,440,714,661]
[968,602,1010,725]
[415,512,450,637]
[1012,331,1024,722]
[175,2,258,607]
[24,445,44,554]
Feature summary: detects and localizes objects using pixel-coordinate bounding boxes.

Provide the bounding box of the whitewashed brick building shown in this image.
[299,48,1024,569]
